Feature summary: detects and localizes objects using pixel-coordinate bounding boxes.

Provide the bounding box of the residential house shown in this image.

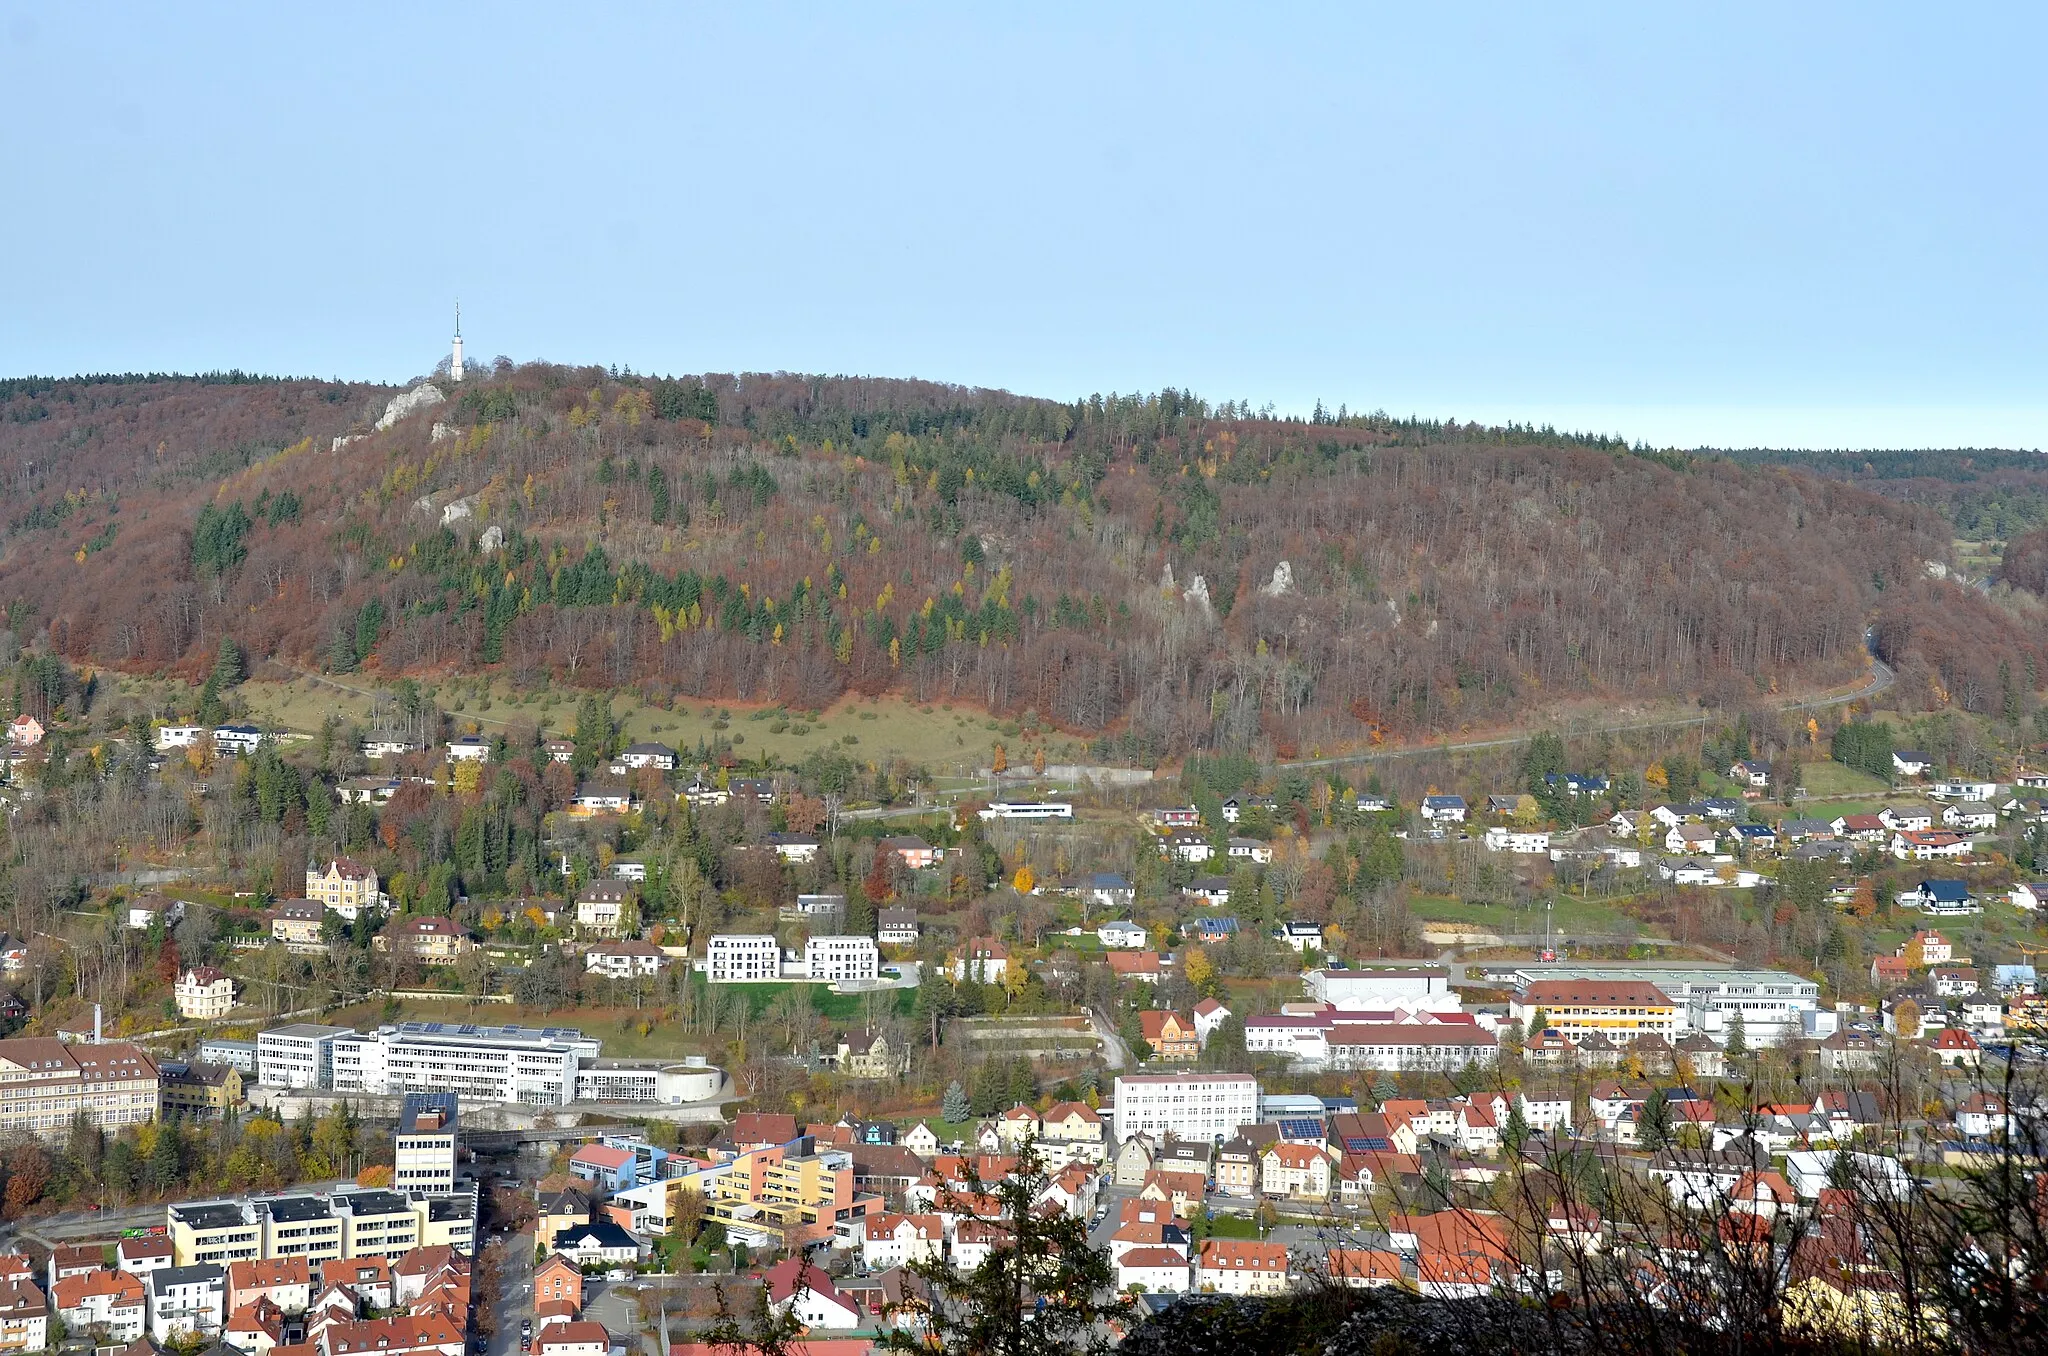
[53,1269,147,1342]
[1831,814,1887,842]
[1276,921,1324,953]
[1419,795,1468,822]
[1902,928,1954,965]
[1944,800,1998,831]
[307,859,381,918]
[1162,831,1213,863]
[953,939,1010,985]
[159,1061,244,1120]
[1930,1027,1981,1069]
[1515,1089,1574,1135]
[861,1215,943,1272]
[149,1265,226,1343]
[374,916,475,965]
[583,940,671,979]
[1097,921,1147,949]
[1192,997,1232,1047]
[0,1281,46,1353]
[175,967,236,1020]
[1893,829,1969,861]
[1328,1249,1406,1289]
[877,908,920,946]
[832,1028,906,1079]
[1932,966,1979,997]
[1892,750,1931,777]
[1115,1247,1191,1295]
[550,1221,645,1267]
[1260,1142,1331,1201]
[212,725,265,756]
[575,884,636,938]
[227,1258,312,1315]
[533,1323,610,1356]
[761,1259,863,1329]
[1085,873,1136,912]
[1137,1011,1199,1061]
[270,901,328,954]
[1226,837,1274,864]
[533,1256,582,1313]
[1818,1029,1881,1073]
[1106,952,1165,984]
[1485,827,1552,854]
[879,837,941,870]
[1037,1102,1107,1163]
[611,742,677,772]
[1194,1240,1288,1296]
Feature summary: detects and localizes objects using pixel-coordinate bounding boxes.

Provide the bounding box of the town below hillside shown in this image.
[0,659,2043,1354]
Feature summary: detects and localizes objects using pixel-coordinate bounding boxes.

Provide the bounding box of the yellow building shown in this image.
[270,901,328,954]
[160,1062,244,1119]
[373,916,476,966]
[0,1039,159,1138]
[169,1190,471,1267]
[1510,980,1677,1047]
[306,858,380,918]
[703,1143,873,1249]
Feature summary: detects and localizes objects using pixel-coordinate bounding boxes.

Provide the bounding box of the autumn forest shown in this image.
[4,366,2045,759]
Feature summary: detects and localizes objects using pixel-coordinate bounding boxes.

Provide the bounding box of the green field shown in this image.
[1797,760,1892,799]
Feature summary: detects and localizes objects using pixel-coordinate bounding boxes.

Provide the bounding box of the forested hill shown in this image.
[1,367,2038,760]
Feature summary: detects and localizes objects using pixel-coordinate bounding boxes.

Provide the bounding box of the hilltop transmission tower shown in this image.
[450,301,465,382]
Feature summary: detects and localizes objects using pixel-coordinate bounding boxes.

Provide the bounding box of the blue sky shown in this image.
[2,3,2043,449]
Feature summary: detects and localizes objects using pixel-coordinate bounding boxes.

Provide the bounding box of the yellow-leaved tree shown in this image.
[1012,864,1035,895]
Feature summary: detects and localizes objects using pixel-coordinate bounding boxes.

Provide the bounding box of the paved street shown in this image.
[486,1234,533,1356]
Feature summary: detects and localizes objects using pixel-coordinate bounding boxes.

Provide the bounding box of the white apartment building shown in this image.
[148,1265,226,1343]
[1482,827,1551,854]
[707,935,783,983]
[175,967,236,1020]
[257,1024,354,1090]
[803,935,880,984]
[393,1093,458,1196]
[1111,1073,1259,1145]
[331,1022,599,1105]
[155,724,206,750]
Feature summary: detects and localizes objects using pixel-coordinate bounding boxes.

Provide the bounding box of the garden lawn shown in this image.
[1799,761,1893,799]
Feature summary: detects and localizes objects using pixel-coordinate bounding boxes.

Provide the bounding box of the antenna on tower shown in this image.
[450,301,465,383]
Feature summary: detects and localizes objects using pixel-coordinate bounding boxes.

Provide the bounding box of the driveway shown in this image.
[1086,1009,1130,1071]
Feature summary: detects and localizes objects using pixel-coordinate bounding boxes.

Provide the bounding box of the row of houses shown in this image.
[26,1242,473,1351]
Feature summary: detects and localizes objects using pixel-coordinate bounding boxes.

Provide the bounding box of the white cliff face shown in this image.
[440,495,477,527]
[1184,575,1213,615]
[431,421,457,443]
[1260,560,1294,596]
[375,383,447,432]
[332,434,364,453]
[478,525,505,554]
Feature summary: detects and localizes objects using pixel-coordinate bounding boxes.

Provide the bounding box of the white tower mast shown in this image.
[450,301,465,382]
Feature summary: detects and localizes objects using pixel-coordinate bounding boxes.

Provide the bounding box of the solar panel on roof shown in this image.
[1276,1118,1324,1140]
